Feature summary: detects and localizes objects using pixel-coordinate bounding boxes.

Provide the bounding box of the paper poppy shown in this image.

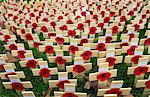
[62,93,78,97]
[127,46,137,55]
[145,80,150,89]
[80,38,88,45]
[139,19,143,24]
[48,33,56,38]
[25,20,31,25]
[39,68,51,78]
[73,65,85,73]
[13,16,18,20]
[89,27,97,34]
[20,29,25,34]
[97,23,104,30]
[75,16,81,20]
[73,9,77,15]
[77,23,84,30]
[142,14,146,19]
[55,37,64,45]
[101,11,105,17]
[66,20,73,24]
[93,14,98,20]
[56,80,70,89]
[9,44,17,50]
[112,26,119,34]
[104,17,110,23]
[0,65,5,70]
[96,43,106,51]
[68,30,76,37]
[81,11,86,16]
[40,26,48,32]
[39,11,43,16]
[85,20,91,23]
[30,13,35,17]
[55,56,66,65]
[134,66,148,76]
[144,38,150,46]
[106,57,116,66]
[32,23,38,29]
[120,16,127,22]
[106,88,122,96]
[11,82,24,91]
[106,36,112,43]
[110,12,115,17]
[127,10,134,16]
[58,16,63,21]
[97,5,101,10]
[129,34,135,41]
[26,60,37,68]
[134,24,140,32]
[42,18,49,22]
[50,22,56,28]
[45,45,54,54]
[59,25,68,31]
[120,42,129,48]
[81,50,92,60]
[25,33,33,40]
[131,55,142,64]
[17,50,26,59]
[33,42,42,48]
[68,45,79,54]
[97,72,111,81]
[5,72,16,79]
[4,35,11,42]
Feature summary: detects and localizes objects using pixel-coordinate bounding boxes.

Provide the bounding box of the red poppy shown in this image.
[0,65,5,70]
[39,11,43,16]
[13,16,18,20]
[55,56,66,65]
[55,37,64,45]
[110,12,115,17]
[96,43,106,51]
[134,66,148,76]
[120,43,129,48]
[33,42,42,48]
[81,50,92,60]
[73,9,77,15]
[50,22,56,28]
[134,24,140,31]
[39,68,51,78]
[106,88,122,96]
[129,34,135,41]
[68,45,79,54]
[127,10,134,16]
[11,82,24,91]
[89,27,97,34]
[104,17,110,23]
[73,65,85,73]
[127,46,137,55]
[9,44,17,50]
[97,72,111,81]
[134,7,137,11]
[59,25,68,31]
[85,20,91,23]
[17,50,26,59]
[25,33,33,40]
[112,26,119,34]
[40,26,48,32]
[142,14,146,19]
[42,18,49,22]
[66,20,73,24]
[106,36,112,43]
[62,93,78,97]
[97,5,101,10]
[106,57,116,66]
[56,80,70,89]
[68,30,76,37]
[4,35,11,42]
[32,23,38,29]
[75,16,81,20]
[26,60,37,68]
[93,14,98,20]
[80,38,88,45]
[58,16,63,21]
[139,19,143,24]
[97,23,104,30]
[120,16,127,22]
[48,33,56,38]
[145,80,150,89]
[45,45,54,54]
[77,23,84,30]
[81,11,86,16]
[5,72,16,79]
[8,13,13,17]
[30,13,35,17]
[131,55,142,64]
[144,38,150,46]
[101,11,105,17]
[25,20,31,25]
